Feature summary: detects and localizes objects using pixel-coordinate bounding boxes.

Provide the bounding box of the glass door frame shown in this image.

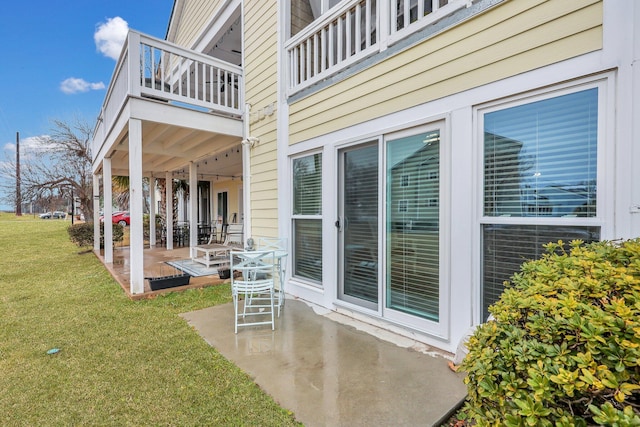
[337,139,382,311]
[381,121,450,338]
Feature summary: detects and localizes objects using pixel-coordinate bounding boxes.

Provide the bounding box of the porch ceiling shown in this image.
[103,99,244,181]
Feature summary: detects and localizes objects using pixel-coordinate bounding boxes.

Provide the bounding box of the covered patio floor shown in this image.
[97,245,228,299]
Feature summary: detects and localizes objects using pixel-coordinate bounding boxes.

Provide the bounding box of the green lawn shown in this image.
[0,213,300,426]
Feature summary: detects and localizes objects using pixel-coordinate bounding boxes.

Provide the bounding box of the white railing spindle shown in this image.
[285,0,469,95]
[94,30,243,153]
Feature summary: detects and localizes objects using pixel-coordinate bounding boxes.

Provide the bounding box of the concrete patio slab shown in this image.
[182,299,467,427]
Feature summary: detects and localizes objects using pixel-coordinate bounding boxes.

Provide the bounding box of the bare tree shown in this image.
[0,117,94,219]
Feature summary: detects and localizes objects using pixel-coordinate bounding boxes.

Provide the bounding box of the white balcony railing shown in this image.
[94,31,243,153]
[287,0,379,95]
[285,0,469,95]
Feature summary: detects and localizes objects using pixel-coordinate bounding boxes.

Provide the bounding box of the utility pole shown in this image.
[71,188,75,225]
[16,132,22,216]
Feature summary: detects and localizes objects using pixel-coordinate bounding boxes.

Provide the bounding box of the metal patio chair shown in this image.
[230,249,276,333]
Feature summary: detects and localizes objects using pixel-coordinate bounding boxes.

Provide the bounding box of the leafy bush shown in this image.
[461,239,640,426]
[67,222,124,248]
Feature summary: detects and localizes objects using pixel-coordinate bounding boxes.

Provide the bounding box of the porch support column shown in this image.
[93,174,100,255]
[103,157,114,263]
[189,162,198,257]
[93,173,100,252]
[129,119,144,295]
[149,175,156,247]
[166,171,174,250]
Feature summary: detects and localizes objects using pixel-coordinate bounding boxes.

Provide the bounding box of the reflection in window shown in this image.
[482,225,600,321]
[342,144,378,303]
[481,87,601,321]
[386,130,440,321]
[292,154,323,283]
[484,88,597,218]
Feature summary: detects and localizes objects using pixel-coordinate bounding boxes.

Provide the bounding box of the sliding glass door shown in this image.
[336,125,445,328]
[386,128,441,322]
[338,142,379,309]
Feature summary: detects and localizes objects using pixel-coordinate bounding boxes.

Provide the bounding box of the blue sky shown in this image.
[0,1,174,210]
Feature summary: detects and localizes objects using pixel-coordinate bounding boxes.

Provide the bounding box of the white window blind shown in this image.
[386,130,440,321]
[482,88,600,321]
[482,225,600,321]
[292,154,323,282]
[484,88,598,218]
[342,144,379,303]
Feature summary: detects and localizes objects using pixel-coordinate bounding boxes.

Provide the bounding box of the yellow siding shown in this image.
[171,0,226,48]
[245,0,280,238]
[289,0,603,144]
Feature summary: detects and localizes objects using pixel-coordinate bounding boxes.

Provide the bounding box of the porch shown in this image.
[98,245,228,299]
[91,29,247,296]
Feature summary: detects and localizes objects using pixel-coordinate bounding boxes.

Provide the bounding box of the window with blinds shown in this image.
[292,153,323,283]
[481,88,600,321]
[482,225,600,320]
[386,130,440,321]
[484,88,597,218]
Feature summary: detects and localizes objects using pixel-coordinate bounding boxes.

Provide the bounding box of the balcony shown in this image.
[93,31,244,166]
[285,0,472,96]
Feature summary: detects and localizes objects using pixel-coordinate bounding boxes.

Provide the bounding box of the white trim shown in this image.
[472,74,615,324]
[380,120,451,340]
[190,0,241,54]
[281,4,637,350]
[290,150,325,290]
[474,75,613,227]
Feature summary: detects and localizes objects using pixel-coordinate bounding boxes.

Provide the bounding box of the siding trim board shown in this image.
[288,0,506,103]
[288,0,603,145]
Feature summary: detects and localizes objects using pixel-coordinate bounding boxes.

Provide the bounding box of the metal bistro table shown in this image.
[270,249,288,316]
[255,237,288,316]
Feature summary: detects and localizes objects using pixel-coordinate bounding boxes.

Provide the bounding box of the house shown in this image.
[92,0,640,354]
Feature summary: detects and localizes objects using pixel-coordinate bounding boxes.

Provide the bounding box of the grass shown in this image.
[0,213,300,426]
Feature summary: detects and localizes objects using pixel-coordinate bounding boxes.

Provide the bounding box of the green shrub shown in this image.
[461,239,640,426]
[67,222,124,248]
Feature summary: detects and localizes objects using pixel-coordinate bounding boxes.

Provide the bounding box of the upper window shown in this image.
[484,88,598,219]
[289,0,342,37]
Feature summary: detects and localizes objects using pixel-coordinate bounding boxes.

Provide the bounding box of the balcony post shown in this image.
[149,175,156,247]
[379,0,390,51]
[127,31,141,98]
[129,118,144,295]
[189,162,198,257]
[93,173,100,253]
[103,157,113,264]
[166,171,174,251]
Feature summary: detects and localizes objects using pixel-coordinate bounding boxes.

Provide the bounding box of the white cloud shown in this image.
[94,16,129,60]
[60,78,105,94]
[4,135,54,154]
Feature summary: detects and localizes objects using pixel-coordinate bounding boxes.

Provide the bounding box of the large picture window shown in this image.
[292,153,323,283]
[481,87,601,320]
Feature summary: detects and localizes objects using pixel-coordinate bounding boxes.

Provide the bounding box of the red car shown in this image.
[100,211,130,226]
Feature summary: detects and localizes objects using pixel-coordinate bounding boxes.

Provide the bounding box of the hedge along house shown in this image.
[92,0,640,354]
